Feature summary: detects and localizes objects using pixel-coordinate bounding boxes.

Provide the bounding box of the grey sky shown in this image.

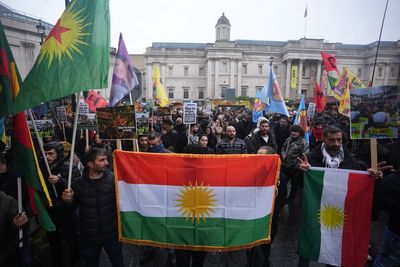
[3,0,399,54]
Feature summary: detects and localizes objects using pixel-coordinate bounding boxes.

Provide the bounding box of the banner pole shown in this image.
[28,109,58,197]
[17,177,24,248]
[67,91,81,190]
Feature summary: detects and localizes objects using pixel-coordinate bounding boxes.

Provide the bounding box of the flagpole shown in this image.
[370,0,389,87]
[28,109,58,197]
[17,177,24,248]
[67,91,81,190]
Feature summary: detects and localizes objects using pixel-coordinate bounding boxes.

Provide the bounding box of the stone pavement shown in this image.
[96,188,386,267]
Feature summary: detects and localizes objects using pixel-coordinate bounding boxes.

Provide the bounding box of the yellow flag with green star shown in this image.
[3,0,110,116]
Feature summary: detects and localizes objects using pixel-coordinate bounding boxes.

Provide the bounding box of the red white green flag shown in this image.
[114,152,280,251]
[299,167,374,266]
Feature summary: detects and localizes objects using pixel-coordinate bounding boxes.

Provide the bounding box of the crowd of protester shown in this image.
[0,103,398,267]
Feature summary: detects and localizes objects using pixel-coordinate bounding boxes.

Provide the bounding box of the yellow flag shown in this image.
[153,65,169,107]
[338,83,350,117]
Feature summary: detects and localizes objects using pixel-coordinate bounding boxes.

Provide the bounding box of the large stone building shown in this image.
[145,13,400,101]
[2,3,399,103]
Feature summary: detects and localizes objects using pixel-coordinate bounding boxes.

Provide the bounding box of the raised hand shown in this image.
[297,153,311,171]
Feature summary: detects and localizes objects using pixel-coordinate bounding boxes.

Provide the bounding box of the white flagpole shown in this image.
[67,92,81,189]
[28,109,58,197]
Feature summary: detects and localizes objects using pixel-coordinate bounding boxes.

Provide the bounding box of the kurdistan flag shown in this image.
[114,152,280,251]
[299,167,374,267]
[4,0,110,116]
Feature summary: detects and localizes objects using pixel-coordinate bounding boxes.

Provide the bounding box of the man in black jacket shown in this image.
[249,118,277,154]
[62,148,123,267]
[43,141,80,267]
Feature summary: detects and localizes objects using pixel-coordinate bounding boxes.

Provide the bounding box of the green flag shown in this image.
[0,21,23,116]
[5,0,110,116]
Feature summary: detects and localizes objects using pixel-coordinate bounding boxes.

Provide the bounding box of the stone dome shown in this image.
[216,12,231,27]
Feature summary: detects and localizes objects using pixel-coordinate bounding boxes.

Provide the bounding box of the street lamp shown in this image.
[36,19,46,45]
[269,56,274,65]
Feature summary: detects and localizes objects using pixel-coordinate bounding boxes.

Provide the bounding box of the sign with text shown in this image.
[183,102,198,124]
[79,103,89,114]
[78,113,98,130]
[350,86,398,139]
[28,119,55,138]
[56,106,67,122]
[307,103,316,119]
[96,105,136,140]
[136,112,149,136]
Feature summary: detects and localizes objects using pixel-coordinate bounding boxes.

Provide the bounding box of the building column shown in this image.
[146,63,153,99]
[297,59,304,98]
[237,60,242,97]
[316,60,322,85]
[384,63,390,85]
[207,59,213,99]
[230,59,235,94]
[161,64,166,85]
[285,59,292,98]
[214,59,219,99]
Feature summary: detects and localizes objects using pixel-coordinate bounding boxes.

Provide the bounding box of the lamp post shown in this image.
[269,56,274,66]
[36,19,46,45]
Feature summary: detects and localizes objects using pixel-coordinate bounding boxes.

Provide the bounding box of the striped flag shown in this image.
[299,167,374,267]
[114,152,280,251]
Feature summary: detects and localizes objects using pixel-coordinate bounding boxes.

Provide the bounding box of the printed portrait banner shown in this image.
[135,112,149,136]
[56,106,67,122]
[290,65,298,89]
[27,119,55,138]
[152,107,172,122]
[114,152,280,251]
[96,105,136,139]
[350,86,398,139]
[183,102,198,125]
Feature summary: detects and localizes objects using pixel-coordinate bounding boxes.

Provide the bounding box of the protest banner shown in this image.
[135,112,149,136]
[96,105,136,140]
[307,103,316,119]
[152,107,172,122]
[79,103,89,114]
[183,102,197,125]
[77,113,98,130]
[350,86,397,139]
[56,106,67,122]
[27,119,55,138]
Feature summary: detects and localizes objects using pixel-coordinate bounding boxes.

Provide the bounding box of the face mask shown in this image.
[149,143,164,153]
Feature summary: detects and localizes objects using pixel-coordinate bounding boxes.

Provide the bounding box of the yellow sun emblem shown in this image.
[38,1,90,67]
[318,204,346,231]
[175,181,217,223]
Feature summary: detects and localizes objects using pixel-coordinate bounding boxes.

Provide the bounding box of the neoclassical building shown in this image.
[145,13,400,101]
[2,3,399,103]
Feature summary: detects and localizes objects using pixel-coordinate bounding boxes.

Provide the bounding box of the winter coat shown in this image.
[281,136,308,169]
[71,169,118,244]
[249,131,277,154]
[216,137,247,154]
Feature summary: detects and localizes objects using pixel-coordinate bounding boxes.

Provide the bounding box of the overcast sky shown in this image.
[3,0,400,54]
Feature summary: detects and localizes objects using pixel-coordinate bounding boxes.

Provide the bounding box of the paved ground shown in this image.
[31,187,386,267]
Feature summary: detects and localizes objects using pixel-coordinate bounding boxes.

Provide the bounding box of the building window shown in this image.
[199,66,205,76]
[301,89,307,97]
[378,67,383,77]
[357,68,362,78]
[274,66,278,75]
[302,67,306,77]
[241,86,248,97]
[222,62,228,73]
[221,86,227,98]
[390,67,395,77]
[258,65,263,75]
[168,66,173,76]
[184,66,189,76]
[256,86,263,95]
[183,87,189,99]
[242,64,247,74]
[198,87,205,99]
[167,87,174,99]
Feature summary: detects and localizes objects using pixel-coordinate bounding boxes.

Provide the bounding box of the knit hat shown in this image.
[256,117,270,128]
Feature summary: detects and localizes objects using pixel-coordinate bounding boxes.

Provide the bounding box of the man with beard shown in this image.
[138,135,148,152]
[216,126,247,154]
[62,148,123,267]
[249,118,277,154]
[161,119,179,152]
[174,118,188,153]
[42,141,80,267]
[273,116,290,154]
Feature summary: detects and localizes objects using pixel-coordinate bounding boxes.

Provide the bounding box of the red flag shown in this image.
[85,90,108,112]
[321,52,339,73]
[314,80,326,113]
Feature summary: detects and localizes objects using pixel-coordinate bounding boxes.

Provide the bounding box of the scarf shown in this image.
[321,143,344,168]
[149,143,165,153]
[312,127,323,141]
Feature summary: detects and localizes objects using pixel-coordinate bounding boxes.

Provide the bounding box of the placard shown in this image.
[136,112,149,136]
[56,106,67,122]
[79,103,89,114]
[350,86,398,139]
[183,102,198,124]
[96,105,136,139]
[307,103,316,119]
